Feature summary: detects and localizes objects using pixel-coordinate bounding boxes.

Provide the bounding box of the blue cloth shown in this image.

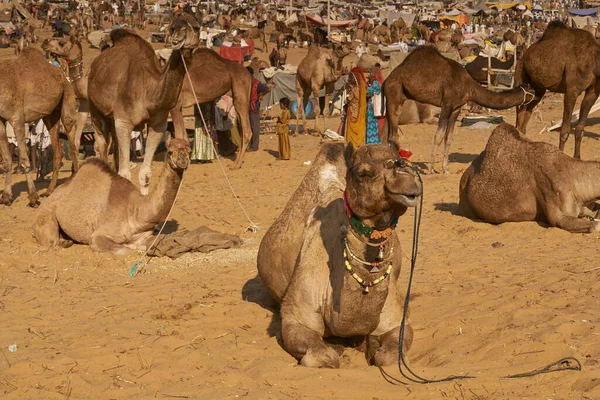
[569,9,597,16]
[365,80,381,144]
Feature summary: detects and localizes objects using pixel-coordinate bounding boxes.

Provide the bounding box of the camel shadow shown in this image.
[448,152,478,164]
[1,176,70,202]
[156,219,179,235]
[263,149,279,159]
[434,202,459,215]
[583,130,600,140]
[241,276,281,338]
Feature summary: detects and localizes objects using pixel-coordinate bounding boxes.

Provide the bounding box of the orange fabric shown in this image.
[345,71,367,148]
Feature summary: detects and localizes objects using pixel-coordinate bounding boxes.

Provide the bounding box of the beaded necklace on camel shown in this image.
[343,191,397,294]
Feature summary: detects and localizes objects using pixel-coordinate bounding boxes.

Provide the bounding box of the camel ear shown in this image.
[344,142,356,168]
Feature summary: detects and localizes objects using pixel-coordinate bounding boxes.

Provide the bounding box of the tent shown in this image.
[11,0,32,21]
[569,8,598,16]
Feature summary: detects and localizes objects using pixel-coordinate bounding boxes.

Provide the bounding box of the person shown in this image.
[371,63,385,133]
[191,102,216,163]
[215,95,238,156]
[345,66,367,148]
[247,66,270,152]
[451,22,457,31]
[276,98,291,160]
[365,71,382,144]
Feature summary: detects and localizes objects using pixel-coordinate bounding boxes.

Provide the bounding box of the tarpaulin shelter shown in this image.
[569,8,598,16]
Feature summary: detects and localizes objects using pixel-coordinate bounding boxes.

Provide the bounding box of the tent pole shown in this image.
[327,0,330,38]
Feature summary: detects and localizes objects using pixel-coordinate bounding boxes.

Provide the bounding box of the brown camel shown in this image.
[459,123,600,233]
[257,142,421,367]
[34,138,191,253]
[169,47,253,169]
[370,24,392,44]
[244,26,268,51]
[0,48,77,207]
[88,22,198,195]
[390,18,407,42]
[383,46,534,174]
[515,21,600,160]
[295,44,350,133]
[42,36,90,170]
[502,29,524,46]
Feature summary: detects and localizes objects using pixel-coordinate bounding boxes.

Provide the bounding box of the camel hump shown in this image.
[110,29,142,46]
[541,21,568,41]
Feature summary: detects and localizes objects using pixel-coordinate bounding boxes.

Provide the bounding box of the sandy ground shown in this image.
[0,25,599,400]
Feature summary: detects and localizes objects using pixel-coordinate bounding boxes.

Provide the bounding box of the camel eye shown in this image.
[356,168,375,180]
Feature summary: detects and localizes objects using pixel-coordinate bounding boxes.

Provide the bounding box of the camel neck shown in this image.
[469,84,527,110]
[139,164,184,225]
[570,159,600,204]
[156,49,187,110]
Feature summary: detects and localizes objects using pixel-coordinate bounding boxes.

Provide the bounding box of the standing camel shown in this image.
[383,46,534,174]
[169,48,253,169]
[42,35,90,169]
[515,21,600,159]
[88,23,198,195]
[295,44,350,134]
[0,48,77,207]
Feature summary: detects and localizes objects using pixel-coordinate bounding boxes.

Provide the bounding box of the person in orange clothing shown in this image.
[277,98,291,160]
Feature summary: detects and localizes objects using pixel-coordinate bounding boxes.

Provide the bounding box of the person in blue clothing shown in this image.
[365,72,382,144]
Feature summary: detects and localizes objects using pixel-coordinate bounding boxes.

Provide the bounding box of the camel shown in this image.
[295,44,350,134]
[465,54,516,84]
[34,138,191,253]
[370,24,392,44]
[168,47,253,169]
[390,18,407,42]
[88,22,198,195]
[0,48,77,207]
[383,46,535,174]
[515,21,600,160]
[357,54,389,71]
[42,36,90,171]
[240,25,268,51]
[502,29,524,46]
[257,142,421,368]
[459,123,600,233]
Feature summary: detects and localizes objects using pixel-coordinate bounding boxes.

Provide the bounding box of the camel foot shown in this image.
[59,239,74,249]
[40,189,53,198]
[228,163,242,171]
[0,192,12,206]
[28,196,40,208]
[300,346,340,368]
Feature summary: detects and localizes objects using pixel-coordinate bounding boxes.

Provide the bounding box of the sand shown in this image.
[0,25,599,400]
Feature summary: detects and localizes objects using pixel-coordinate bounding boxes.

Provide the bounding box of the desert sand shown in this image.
[0,27,599,400]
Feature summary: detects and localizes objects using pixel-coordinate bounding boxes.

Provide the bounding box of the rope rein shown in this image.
[181,52,259,232]
[379,165,582,384]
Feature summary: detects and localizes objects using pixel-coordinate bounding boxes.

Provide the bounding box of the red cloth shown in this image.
[351,66,367,84]
[371,67,384,86]
[219,39,255,63]
[250,78,260,112]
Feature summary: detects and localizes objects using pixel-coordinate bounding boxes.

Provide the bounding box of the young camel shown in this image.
[459,123,600,233]
[515,21,600,160]
[257,143,422,368]
[34,139,191,253]
[0,48,77,207]
[383,46,535,174]
[295,44,350,134]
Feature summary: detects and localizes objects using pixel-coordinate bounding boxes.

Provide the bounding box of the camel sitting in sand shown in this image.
[34,139,191,253]
[257,143,422,368]
[459,124,600,233]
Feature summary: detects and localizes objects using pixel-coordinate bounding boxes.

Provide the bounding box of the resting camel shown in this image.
[257,143,422,368]
[34,139,191,253]
[42,36,90,168]
[88,22,198,195]
[459,123,600,233]
[515,21,600,160]
[168,48,253,169]
[383,46,535,174]
[295,44,350,134]
[0,48,77,207]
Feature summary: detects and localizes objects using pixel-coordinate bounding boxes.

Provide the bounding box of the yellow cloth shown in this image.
[345,75,367,148]
[277,109,291,160]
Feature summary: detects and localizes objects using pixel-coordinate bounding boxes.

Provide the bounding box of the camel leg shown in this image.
[42,109,64,197]
[90,105,109,162]
[233,97,252,170]
[311,85,322,134]
[281,316,340,368]
[382,80,405,150]
[515,89,545,134]
[114,118,134,182]
[139,123,165,196]
[295,81,307,136]
[72,109,88,168]
[90,230,129,255]
[559,91,578,153]
[169,97,188,142]
[12,118,40,207]
[366,324,413,367]
[0,120,13,205]
[441,108,461,175]
[573,86,599,159]
[429,108,451,174]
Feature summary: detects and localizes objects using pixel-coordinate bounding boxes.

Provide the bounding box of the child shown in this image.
[277,98,291,160]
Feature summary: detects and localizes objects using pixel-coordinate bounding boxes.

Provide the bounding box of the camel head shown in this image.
[166,138,191,172]
[42,35,82,59]
[344,144,422,229]
[332,43,351,60]
[168,17,200,50]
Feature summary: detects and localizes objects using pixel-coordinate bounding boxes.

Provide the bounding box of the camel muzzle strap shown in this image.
[520,86,535,106]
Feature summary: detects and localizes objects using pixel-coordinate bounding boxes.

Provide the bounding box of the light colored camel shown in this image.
[459,123,600,233]
[34,138,191,253]
[257,142,421,368]
[515,21,600,160]
[168,47,253,169]
[42,36,90,171]
[0,48,77,207]
[357,54,389,70]
[295,44,350,134]
[383,46,534,174]
[88,23,198,195]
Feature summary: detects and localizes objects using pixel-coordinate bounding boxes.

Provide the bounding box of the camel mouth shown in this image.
[388,192,420,208]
